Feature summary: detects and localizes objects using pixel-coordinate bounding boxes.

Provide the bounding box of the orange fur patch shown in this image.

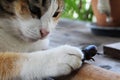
[0,52,25,80]
[14,0,32,19]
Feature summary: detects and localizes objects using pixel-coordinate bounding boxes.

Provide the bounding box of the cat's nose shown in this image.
[40,28,49,39]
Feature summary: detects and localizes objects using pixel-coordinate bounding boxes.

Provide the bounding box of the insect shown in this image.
[82,45,100,62]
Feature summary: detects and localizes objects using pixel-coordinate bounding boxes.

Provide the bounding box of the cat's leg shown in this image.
[0,52,26,80]
[0,45,83,80]
[20,45,84,80]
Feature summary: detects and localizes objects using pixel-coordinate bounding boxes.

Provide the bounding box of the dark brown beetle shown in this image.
[82,45,100,62]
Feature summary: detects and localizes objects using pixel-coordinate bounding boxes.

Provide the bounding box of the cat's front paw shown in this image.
[47,45,84,77]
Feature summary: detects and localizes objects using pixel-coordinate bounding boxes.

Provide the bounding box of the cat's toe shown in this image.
[53,45,84,75]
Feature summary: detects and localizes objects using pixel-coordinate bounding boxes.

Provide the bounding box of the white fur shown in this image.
[20,45,83,80]
[0,0,84,79]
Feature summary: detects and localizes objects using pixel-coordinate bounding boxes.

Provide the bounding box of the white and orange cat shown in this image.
[0,0,84,80]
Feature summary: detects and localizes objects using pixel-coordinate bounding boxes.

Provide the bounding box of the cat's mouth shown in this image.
[27,37,40,42]
[18,28,50,42]
[20,35,49,42]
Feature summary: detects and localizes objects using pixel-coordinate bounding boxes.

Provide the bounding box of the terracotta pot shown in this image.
[91,0,120,27]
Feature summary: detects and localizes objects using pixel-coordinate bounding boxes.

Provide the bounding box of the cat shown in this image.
[0,0,84,80]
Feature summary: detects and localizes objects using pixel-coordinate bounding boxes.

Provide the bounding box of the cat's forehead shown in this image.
[0,0,64,19]
[29,0,51,7]
[0,0,64,9]
[28,0,64,9]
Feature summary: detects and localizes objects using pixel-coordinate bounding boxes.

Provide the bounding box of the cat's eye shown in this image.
[42,0,46,6]
[53,12,60,17]
[29,5,41,18]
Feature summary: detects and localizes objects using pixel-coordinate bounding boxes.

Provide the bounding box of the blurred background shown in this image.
[62,0,93,22]
[50,0,120,73]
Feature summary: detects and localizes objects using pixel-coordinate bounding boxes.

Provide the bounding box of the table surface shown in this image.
[50,19,120,73]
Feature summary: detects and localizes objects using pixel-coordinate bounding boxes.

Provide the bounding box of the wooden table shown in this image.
[50,19,120,76]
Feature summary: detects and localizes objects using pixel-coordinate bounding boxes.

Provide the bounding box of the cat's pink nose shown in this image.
[40,28,49,39]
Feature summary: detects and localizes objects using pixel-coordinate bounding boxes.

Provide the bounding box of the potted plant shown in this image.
[91,0,120,37]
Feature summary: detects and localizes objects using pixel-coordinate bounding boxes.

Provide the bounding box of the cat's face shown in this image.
[0,0,64,42]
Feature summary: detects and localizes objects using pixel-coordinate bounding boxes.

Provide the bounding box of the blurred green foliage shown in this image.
[62,0,93,22]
